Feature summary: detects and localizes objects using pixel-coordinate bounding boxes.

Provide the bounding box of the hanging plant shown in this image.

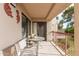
[16,10,20,23]
[4,3,13,17]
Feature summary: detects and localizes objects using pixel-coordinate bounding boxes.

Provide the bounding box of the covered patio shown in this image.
[20,41,63,56]
[0,3,78,56]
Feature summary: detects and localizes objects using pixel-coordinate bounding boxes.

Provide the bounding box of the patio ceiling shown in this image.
[16,3,71,22]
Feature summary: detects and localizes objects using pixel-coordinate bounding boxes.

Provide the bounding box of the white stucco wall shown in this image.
[0,4,22,50]
[47,18,58,41]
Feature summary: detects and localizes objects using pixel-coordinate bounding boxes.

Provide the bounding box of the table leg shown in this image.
[36,41,39,56]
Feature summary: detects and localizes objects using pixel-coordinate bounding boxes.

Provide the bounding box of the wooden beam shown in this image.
[74,3,79,56]
[45,4,55,19]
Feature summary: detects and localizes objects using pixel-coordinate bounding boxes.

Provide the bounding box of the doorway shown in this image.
[37,22,47,41]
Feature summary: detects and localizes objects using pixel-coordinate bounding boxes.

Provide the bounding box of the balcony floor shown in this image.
[20,41,62,56]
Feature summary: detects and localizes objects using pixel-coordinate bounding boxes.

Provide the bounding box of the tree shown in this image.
[58,19,64,30]
[62,6,74,23]
[58,6,74,33]
[62,6,74,33]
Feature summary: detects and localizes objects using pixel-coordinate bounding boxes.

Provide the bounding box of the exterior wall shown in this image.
[0,4,22,50]
[47,17,58,41]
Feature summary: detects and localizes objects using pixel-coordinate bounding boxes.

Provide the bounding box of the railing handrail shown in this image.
[51,31,74,36]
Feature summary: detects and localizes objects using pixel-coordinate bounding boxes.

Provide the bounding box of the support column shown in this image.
[74,4,79,55]
[31,21,32,35]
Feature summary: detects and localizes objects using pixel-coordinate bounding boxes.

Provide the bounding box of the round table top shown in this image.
[29,37,44,42]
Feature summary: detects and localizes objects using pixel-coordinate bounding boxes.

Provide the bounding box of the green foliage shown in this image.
[58,6,74,33]
[62,6,74,21]
[58,20,64,30]
[57,6,74,55]
[65,26,74,33]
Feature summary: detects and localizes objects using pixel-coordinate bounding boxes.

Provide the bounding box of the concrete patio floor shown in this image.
[20,41,62,56]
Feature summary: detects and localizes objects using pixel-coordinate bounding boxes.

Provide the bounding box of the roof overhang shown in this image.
[16,3,71,22]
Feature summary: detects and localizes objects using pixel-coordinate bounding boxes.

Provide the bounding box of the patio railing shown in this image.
[52,31,74,56]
